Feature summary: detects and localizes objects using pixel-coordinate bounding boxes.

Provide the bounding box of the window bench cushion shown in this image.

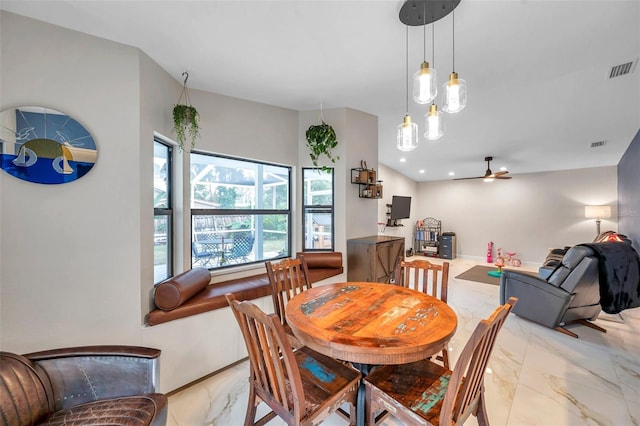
[148,273,272,326]
[147,252,343,326]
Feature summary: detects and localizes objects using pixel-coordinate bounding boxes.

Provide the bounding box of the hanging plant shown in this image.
[305,121,339,171]
[172,71,200,151]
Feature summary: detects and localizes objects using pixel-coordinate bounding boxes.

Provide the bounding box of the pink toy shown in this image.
[487,242,494,263]
[505,251,522,267]
[496,248,505,266]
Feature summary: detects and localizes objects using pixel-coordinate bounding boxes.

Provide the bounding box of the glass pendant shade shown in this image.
[397,115,419,151]
[442,72,467,113]
[424,104,444,140]
[413,62,437,104]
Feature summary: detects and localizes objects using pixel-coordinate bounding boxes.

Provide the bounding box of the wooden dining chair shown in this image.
[396,258,450,368]
[225,293,361,426]
[364,297,518,426]
[265,257,312,347]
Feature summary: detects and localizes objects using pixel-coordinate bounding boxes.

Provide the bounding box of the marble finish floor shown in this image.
[167,257,640,426]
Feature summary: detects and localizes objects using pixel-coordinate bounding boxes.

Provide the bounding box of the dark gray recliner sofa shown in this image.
[499,245,605,338]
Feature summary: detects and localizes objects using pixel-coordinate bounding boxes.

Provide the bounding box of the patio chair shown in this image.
[396,259,450,368]
[227,233,255,264]
[364,297,517,426]
[265,257,312,348]
[192,242,214,267]
[225,293,360,426]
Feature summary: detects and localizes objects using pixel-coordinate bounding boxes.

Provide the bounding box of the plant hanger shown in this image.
[173,71,200,151]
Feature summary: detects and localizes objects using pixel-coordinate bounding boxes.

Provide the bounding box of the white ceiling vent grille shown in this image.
[591,141,606,148]
[609,60,637,78]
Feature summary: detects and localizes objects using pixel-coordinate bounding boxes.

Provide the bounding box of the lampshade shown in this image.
[585,205,611,219]
[413,62,437,104]
[397,115,419,151]
[442,72,467,113]
[424,104,444,140]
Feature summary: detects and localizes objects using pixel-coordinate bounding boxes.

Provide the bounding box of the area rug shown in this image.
[455,265,502,286]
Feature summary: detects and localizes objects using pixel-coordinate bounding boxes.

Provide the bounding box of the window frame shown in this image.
[302,167,335,252]
[190,151,293,270]
[153,138,174,284]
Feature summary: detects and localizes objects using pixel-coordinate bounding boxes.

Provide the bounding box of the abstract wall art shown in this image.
[0,106,98,184]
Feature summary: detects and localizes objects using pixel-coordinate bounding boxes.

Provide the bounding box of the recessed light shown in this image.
[400,158,406,162]
[500,166,507,171]
[419,169,425,174]
[448,171,455,176]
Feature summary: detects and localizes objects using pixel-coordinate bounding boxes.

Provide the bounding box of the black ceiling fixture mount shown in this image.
[399,0,461,26]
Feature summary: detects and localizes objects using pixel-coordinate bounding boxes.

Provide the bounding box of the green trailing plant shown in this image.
[172,71,200,151]
[305,121,339,171]
[172,104,200,150]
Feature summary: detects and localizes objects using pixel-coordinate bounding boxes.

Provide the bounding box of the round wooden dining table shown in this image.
[285,282,457,426]
[285,281,457,365]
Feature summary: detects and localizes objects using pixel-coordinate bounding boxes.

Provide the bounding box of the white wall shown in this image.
[1,12,144,350]
[413,166,618,262]
[376,164,419,249]
[0,12,301,392]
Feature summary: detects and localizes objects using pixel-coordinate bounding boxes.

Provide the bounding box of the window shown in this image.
[190,152,291,269]
[302,168,334,251]
[154,139,173,283]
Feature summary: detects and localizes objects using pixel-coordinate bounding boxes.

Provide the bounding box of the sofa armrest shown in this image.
[500,270,573,329]
[25,345,161,411]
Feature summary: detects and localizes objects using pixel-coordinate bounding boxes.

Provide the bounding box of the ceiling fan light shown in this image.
[442,72,467,113]
[413,62,437,104]
[483,177,494,183]
[424,104,444,140]
[397,114,419,151]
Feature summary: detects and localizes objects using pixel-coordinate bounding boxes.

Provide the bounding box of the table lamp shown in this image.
[584,205,611,236]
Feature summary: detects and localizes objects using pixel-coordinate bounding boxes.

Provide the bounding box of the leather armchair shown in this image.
[0,345,167,426]
[500,245,605,338]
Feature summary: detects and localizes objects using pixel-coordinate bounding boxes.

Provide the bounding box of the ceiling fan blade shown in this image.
[495,175,512,179]
[493,170,510,177]
[453,176,484,181]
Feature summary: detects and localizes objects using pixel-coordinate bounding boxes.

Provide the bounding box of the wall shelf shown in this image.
[351,167,383,199]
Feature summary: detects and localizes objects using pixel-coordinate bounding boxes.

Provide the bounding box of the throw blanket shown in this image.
[579,242,640,314]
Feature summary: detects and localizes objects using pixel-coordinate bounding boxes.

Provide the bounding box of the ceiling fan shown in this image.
[454,156,512,181]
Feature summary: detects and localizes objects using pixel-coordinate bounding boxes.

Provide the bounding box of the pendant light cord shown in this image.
[406,25,409,113]
[432,23,435,70]
[423,4,427,61]
[452,8,456,72]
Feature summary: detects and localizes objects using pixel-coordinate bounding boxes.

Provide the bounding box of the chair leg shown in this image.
[574,318,607,334]
[441,348,450,370]
[555,326,579,338]
[244,386,258,426]
[476,390,490,426]
[556,319,607,339]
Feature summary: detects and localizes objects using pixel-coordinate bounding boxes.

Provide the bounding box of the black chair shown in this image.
[500,245,605,338]
[227,233,254,264]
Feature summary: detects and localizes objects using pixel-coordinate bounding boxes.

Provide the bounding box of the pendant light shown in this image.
[398,25,418,152]
[412,5,437,104]
[442,8,467,113]
[424,24,444,140]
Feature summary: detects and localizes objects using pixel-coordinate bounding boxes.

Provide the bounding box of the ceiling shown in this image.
[2,0,639,182]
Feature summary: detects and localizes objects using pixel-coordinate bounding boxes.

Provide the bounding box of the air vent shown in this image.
[609,60,636,78]
[591,141,606,148]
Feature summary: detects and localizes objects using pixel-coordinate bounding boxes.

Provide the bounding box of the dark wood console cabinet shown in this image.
[347,235,405,283]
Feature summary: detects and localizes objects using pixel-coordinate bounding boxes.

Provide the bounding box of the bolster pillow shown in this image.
[297,252,343,269]
[154,267,211,311]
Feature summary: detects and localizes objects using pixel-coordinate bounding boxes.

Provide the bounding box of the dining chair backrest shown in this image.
[225,293,360,426]
[225,293,306,424]
[396,259,449,302]
[265,257,312,324]
[440,297,517,424]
